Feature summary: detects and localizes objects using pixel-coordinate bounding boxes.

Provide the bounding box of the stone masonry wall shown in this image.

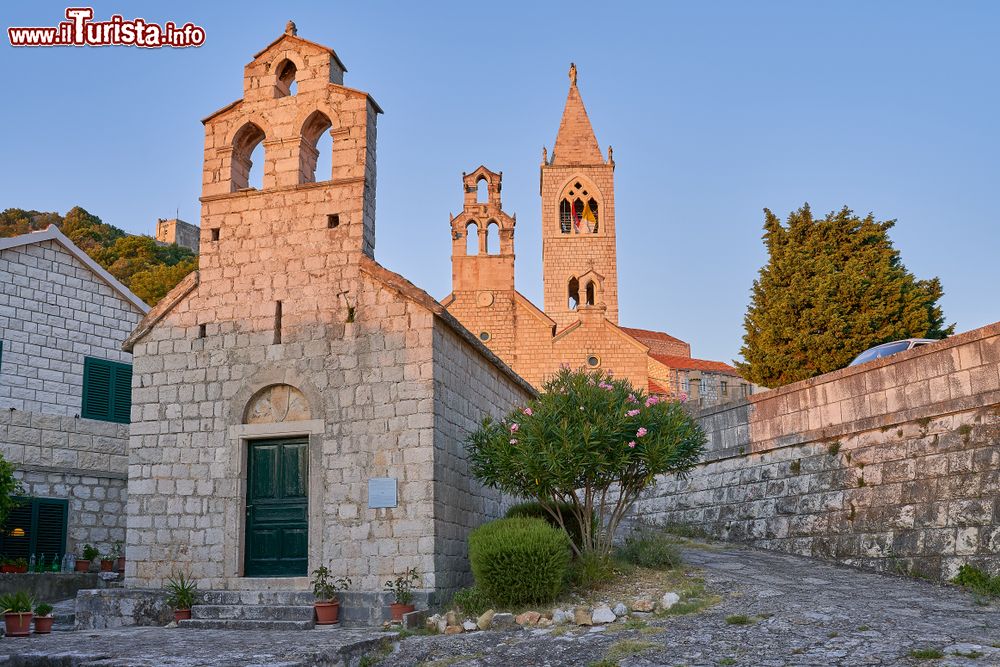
[431,322,533,597]
[0,239,140,414]
[635,321,1000,580]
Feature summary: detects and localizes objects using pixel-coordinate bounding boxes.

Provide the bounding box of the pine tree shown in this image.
[736,204,952,388]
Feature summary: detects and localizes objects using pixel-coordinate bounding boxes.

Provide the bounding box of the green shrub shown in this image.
[952,564,1000,597]
[450,586,493,616]
[0,591,34,613]
[468,368,705,558]
[616,530,682,570]
[506,501,594,552]
[570,551,616,589]
[469,518,571,606]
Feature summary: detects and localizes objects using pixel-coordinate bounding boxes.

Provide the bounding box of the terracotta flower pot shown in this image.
[389,603,414,621]
[314,600,340,625]
[4,612,33,637]
[116,557,126,572]
[173,609,191,622]
[75,559,91,573]
[14,564,28,574]
[1,564,13,574]
[100,559,114,572]
[34,616,54,634]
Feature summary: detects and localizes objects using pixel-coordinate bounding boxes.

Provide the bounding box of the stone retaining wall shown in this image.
[636,321,1000,580]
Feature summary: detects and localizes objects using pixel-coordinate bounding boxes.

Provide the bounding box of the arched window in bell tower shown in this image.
[485,221,500,255]
[559,181,600,234]
[568,277,580,310]
[466,222,479,256]
[476,177,488,204]
[585,281,596,306]
[275,59,298,97]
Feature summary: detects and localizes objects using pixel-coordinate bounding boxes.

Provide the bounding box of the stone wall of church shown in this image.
[430,322,534,596]
[125,270,442,591]
[635,321,1000,581]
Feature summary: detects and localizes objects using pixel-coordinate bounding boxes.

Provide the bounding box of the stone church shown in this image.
[442,66,751,404]
[120,25,533,612]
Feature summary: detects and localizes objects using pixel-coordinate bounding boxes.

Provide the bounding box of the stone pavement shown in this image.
[381,543,1000,666]
[0,543,996,666]
[0,625,394,666]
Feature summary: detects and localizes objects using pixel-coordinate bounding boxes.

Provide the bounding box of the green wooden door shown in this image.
[245,438,308,577]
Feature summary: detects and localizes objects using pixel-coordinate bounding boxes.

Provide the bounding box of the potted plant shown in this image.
[1,557,13,574]
[33,603,54,634]
[310,564,351,625]
[76,544,99,572]
[0,591,35,637]
[383,567,420,621]
[165,572,198,622]
[99,550,114,572]
[13,557,28,574]
[111,541,125,572]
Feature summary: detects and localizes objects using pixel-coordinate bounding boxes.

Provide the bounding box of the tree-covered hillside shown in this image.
[0,206,197,306]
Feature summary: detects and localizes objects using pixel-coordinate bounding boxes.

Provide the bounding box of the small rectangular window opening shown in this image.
[273,301,283,344]
[198,323,207,339]
[327,214,340,229]
[210,228,220,241]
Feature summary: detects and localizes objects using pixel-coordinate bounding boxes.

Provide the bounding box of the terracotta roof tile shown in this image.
[621,327,688,347]
[650,353,739,375]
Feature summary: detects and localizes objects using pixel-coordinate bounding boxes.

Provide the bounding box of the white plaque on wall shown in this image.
[368,477,398,508]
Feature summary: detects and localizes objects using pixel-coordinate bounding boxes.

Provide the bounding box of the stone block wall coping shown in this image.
[198,175,367,203]
[746,320,1000,403]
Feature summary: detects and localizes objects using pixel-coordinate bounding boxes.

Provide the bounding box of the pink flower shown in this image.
[510,423,520,433]
[645,395,660,407]
[627,394,638,404]
[628,441,636,448]
[679,393,688,403]
[599,382,613,391]
[627,409,640,417]
[509,438,518,444]
[636,427,648,438]
[523,407,533,416]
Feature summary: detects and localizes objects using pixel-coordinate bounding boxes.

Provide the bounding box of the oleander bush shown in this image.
[468,518,571,606]
[468,367,705,558]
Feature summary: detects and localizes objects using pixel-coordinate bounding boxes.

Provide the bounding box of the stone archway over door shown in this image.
[242,384,312,577]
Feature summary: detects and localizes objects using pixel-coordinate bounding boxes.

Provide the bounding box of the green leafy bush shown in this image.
[952,564,1000,597]
[569,551,617,589]
[506,501,594,552]
[469,518,571,606]
[0,591,35,613]
[616,530,682,570]
[450,586,493,616]
[34,603,53,617]
[468,368,705,558]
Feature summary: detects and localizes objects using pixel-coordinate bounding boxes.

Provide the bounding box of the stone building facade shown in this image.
[442,66,752,403]
[122,27,532,610]
[154,218,200,254]
[0,225,148,562]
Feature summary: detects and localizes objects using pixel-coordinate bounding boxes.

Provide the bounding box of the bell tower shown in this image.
[446,166,518,361]
[540,63,619,329]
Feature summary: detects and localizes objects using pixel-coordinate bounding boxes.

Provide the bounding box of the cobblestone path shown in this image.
[383,543,999,666]
[0,542,996,666]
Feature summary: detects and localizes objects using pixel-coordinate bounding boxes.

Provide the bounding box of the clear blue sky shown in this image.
[2,1,997,364]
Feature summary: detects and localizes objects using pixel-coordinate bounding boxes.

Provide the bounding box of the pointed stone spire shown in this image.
[551,63,603,165]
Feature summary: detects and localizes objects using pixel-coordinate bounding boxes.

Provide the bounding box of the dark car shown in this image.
[848,338,939,366]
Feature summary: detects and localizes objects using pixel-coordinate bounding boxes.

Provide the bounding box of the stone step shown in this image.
[199,590,315,606]
[178,618,315,631]
[51,598,76,632]
[191,604,315,621]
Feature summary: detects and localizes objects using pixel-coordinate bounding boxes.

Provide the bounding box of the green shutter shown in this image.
[111,364,133,423]
[82,357,132,424]
[0,498,67,559]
